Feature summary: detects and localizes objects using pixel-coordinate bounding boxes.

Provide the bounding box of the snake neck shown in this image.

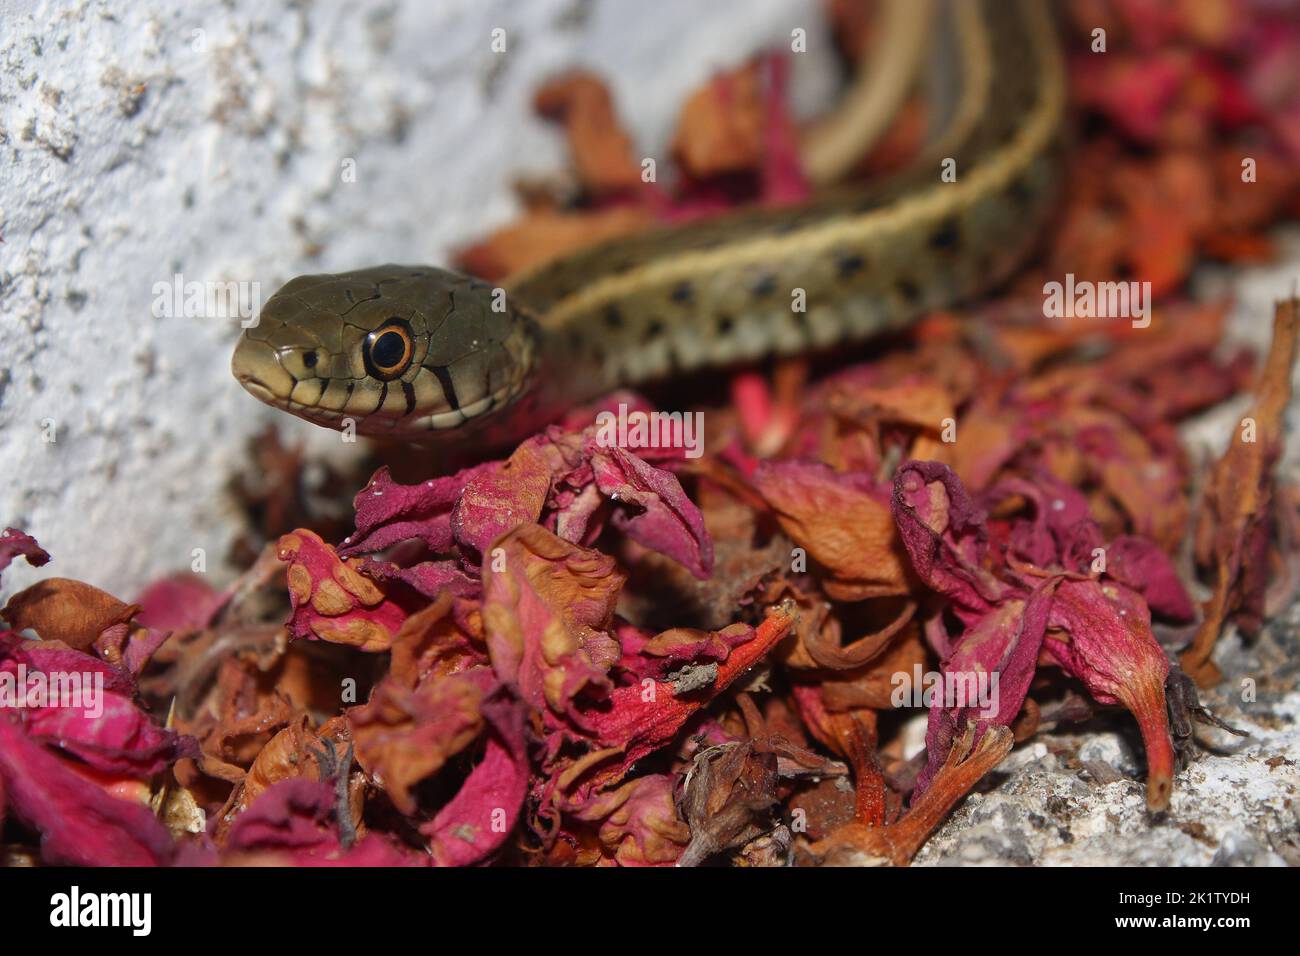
[507,0,1065,406]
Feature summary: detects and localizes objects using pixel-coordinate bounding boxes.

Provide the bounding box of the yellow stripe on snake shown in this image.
[232,0,1066,447]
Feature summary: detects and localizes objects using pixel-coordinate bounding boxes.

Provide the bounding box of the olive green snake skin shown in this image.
[232,0,1066,447]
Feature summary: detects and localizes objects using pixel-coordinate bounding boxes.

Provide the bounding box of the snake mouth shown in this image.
[232,335,296,409]
[234,346,528,435]
[234,373,282,404]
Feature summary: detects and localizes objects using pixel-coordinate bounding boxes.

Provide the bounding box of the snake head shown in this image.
[232,265,538,440]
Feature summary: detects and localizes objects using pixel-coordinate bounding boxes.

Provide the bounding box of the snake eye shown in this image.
[363,320,414,380]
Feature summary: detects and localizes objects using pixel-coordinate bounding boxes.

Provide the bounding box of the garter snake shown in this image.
[233,0,1066,446]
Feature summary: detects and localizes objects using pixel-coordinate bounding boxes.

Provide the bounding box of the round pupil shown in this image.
[302,350,318,368]
[371,330,406,368]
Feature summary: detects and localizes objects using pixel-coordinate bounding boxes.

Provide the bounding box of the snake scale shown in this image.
[232,0,1066,447]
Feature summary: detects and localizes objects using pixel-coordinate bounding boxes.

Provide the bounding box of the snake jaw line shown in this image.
[233,265,544,442]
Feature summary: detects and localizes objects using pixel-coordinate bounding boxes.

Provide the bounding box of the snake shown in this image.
[232,0,1066,448]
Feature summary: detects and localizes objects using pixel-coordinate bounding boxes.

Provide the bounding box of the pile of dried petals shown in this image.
[2,0,1299,867]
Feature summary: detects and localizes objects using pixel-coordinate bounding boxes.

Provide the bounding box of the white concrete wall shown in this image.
[0,0,832,599]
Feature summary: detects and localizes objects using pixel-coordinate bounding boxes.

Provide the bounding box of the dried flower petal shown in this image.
[752,461,910,600]
[891,461,1006,612]
[224,777,417,865]
[534,71,644,196]
[1184,299,1298,685]
[586,441,715,579]
[571,603,796,791]
[482,523,623,725]
[1047,579,1175,810]
[3,577,139,650]
[423,686,530,866]
[349,668,491,815]
[0,714,174,866]
[0,528,49,585]
[341,463,497,559]
[279,529,415,652]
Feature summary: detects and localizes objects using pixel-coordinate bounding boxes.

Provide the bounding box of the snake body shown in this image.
[233,0,1065,446]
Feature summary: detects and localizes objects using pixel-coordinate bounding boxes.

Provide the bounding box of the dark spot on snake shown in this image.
[401,380,417,416]
[303,350,318,369]
[896,277,921,304]
[716,314,734,336]
[644,318,664,343]
[928,216,962,252]
[670,282,693,304]
[431,365,461,411]
[602,305,624,328]
[837,254,866,279]
[751,274,777,299]
[1006,175,1033,210]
